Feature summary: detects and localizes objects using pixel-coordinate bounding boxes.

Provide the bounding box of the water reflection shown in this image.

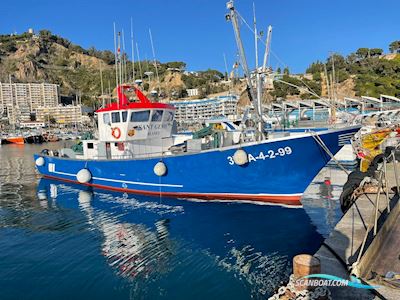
[35,179,322,299]
[301,167,348,237]
[40,181,174,282]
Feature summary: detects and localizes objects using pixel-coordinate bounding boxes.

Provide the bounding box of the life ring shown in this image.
[111,127,121,139]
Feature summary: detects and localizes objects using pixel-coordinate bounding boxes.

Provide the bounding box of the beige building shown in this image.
[0,82,60,124]
[36,105,82,125]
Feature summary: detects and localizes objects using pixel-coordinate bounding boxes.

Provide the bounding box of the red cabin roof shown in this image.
[96,84,175,113]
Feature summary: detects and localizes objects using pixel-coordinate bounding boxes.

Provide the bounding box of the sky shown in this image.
[1,0,399,74]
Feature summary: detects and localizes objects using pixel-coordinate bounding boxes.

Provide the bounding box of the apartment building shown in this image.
[0,82,60,124]
[170,95,238,123]
[36,105,82,125]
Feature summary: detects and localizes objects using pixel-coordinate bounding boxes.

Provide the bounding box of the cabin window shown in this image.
[130,110,150,122]
[163,111,174,122]
[151,110,164,122]
[103,113,110,125]
[111,112,120,123]
[87,143,94,149]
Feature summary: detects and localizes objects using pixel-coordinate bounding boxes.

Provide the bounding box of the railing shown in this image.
[352,145,400,275]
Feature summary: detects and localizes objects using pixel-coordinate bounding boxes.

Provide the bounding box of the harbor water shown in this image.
[0,143,347,299]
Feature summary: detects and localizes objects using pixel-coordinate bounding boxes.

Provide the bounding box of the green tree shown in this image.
[283,67,290,75]
[356,48,369,59]
[389,41,400,53]
[306,61,324,74]
[370,48,383,57]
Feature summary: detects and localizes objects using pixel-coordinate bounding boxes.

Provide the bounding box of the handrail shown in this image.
[352,147,399,275]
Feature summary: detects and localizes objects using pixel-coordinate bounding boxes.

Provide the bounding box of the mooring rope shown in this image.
[310,131,349,175]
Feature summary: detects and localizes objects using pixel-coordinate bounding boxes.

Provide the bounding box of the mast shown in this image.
[253,2,259,71]
[330,53,337,122]
[262,25,272,72]
[130,17,135,81]
[136,42,144,82]
[253,3,263,134]
[99,61,104,107]
[118,32,123,87]
[122,29,127,84]
[113,23,119,100]
[149,28,161,93]
[226,1,257,113]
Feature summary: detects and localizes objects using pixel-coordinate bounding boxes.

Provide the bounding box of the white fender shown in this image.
[154,161,167,176]
[35,157,45,167]
[233,149,248,166]
[76,169,92,183]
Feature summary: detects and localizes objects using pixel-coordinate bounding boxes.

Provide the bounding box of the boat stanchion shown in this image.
[77,169,92,183]
[154,161,167,176]
[233,149,248,166]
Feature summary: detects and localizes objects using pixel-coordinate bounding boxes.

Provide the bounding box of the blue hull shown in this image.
[34,126,360,205]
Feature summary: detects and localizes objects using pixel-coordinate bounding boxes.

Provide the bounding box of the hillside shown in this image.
[297,43,400,100]
[1,30,400,106]
[0,30,232,106]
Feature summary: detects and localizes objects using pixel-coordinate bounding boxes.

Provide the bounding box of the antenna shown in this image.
[130,17,135,81]
[136,42,144,82]
[149,28,161,92]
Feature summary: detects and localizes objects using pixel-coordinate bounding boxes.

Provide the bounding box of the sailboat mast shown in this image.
[122,29,127,84]
[130,17,135,81]
[136,42,144,82]
[149,28,161,93]
[99,61,104,107]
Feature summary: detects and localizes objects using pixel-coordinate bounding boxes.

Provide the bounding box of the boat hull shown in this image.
[24,135,44,144]
[7,137,24,145]
[34,126,361,205]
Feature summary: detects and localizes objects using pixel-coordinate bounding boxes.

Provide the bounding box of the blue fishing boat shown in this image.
[33,1,361,206]
[33,84,360,206]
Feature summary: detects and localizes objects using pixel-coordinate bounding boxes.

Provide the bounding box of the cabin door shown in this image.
[106,142,111,159]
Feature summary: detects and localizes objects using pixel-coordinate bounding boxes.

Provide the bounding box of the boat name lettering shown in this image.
[227,146,293,165]
[134,122,172,131]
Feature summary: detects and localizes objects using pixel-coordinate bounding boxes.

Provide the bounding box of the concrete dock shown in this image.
[314,163,400,299]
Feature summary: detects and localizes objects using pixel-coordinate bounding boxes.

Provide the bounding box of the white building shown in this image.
[186,88,199,97]
[0,82,60,124]
[36,105,83,125]
[170,95,238,123]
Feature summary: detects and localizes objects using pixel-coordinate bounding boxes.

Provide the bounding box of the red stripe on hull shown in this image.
[42,174,302,206]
